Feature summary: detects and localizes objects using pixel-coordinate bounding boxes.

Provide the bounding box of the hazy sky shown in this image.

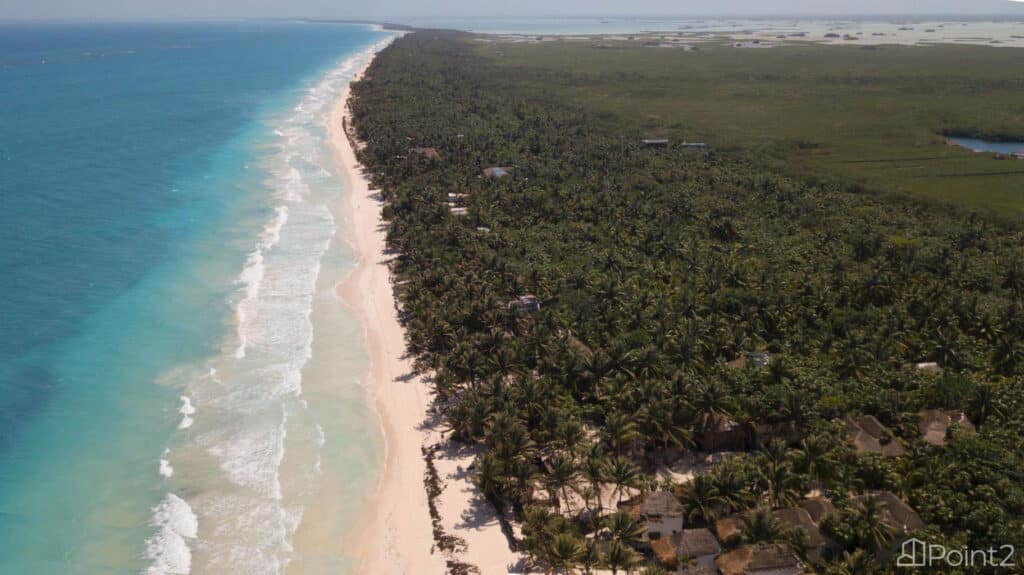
[1,0,1023,21]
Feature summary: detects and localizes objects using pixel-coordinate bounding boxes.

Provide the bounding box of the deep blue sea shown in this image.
[0,21,391,574]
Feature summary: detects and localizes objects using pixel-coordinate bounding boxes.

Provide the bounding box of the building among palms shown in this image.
[845,415,906,457]
[641,138,669,148]
[409,146,441,160]
[713,515,744,547]
[716,543,802,575]
[798,496,836,526]
[697,417,755,452]
[919,409,975,447]
[640,490,685,540]
[774,507,827,561]
[483,166,512,178]
[676,528,721,572]
[507,295,542,313]
[854,491,925,534]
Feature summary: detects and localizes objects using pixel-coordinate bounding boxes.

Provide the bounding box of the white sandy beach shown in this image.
[329,49,521,575]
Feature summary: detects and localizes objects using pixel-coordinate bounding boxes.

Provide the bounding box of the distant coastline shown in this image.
[367,15,1024,47]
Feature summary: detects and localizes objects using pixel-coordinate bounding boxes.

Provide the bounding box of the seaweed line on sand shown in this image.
[423,443,481,575]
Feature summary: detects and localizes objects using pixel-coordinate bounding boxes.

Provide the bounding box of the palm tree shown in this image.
[692,380,735,437]
[547,533,584,574]
[777,389,812,438]
[604,541,639,575]
[522,506,559,566]
[508,456,540,507]
[604,512,645,547]
[636,398,693,459]
[604,456,642,505]
[765,357,792,386]
[680,475,723,526]
[741,506,788,544]
[582,448,609,512]
[556,418,587,455]
[761,438,790,467]
[758,460,802,508]
[828,549,880,575]
[969,382,1006,426]
[711,459,753,513]
[602,411,641,454]
[794,435,834,487]
[546,454,580,512]
[853,497,892,553]
[475,451,507,507]
[992,335,1023,376]
[579,540,601,575]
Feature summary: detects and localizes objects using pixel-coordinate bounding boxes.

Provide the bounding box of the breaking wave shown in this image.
[143,37,396,575]
[145,494,198,575]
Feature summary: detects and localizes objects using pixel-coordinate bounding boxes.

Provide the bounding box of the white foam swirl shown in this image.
[145,494,198,575]
[159,449,174,478]
[148,36,399,575]
[178,396,195,430]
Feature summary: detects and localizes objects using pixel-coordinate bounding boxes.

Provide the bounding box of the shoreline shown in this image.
[328,48,442,575]
[328,42,522,575]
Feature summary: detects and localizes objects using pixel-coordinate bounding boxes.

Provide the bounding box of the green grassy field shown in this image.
[472,38,1024,215]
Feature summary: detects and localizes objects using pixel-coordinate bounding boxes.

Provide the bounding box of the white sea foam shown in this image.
[160,449,174,478]
[205,407,288,500]
[234,203,291,359]
[313,423,325,448]
[145,493,198,575]
[178,396,195,430]
[164,38,398,575]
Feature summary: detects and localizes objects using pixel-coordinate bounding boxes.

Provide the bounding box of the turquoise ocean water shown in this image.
[0,21,392,574]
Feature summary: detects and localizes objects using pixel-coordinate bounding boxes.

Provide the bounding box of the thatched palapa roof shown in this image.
[641,490,684,518]
[920,409,975,447]
[677,528,721,558]
[846,414,906,457]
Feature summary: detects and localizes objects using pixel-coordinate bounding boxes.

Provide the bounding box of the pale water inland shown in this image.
[949,136,1024,155]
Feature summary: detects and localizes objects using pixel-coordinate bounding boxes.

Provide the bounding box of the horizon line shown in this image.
[2,12,1024,25]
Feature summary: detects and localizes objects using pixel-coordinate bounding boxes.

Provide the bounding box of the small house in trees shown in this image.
[919,410,975,447]
[507,295,541,313]
[716,543,803,575]
[714,516,743,547]
[651,536,679,570]
[845,415,906,457]
[483,166,512,178]
[747,352,771,368]
[697,417,754,452]
[640,490,685,539]
[856,491,925,534]
[409,147,441,160]
[566,333,594,359]
[641,138,669,148]
[449,206,469,216]
[726,352,771,369]
[676,528,721,571]
[775,507,827,561]
[799,496,836,525]
[914,361,943,374]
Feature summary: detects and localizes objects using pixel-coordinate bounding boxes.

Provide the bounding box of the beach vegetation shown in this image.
[351,31,1024,573]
